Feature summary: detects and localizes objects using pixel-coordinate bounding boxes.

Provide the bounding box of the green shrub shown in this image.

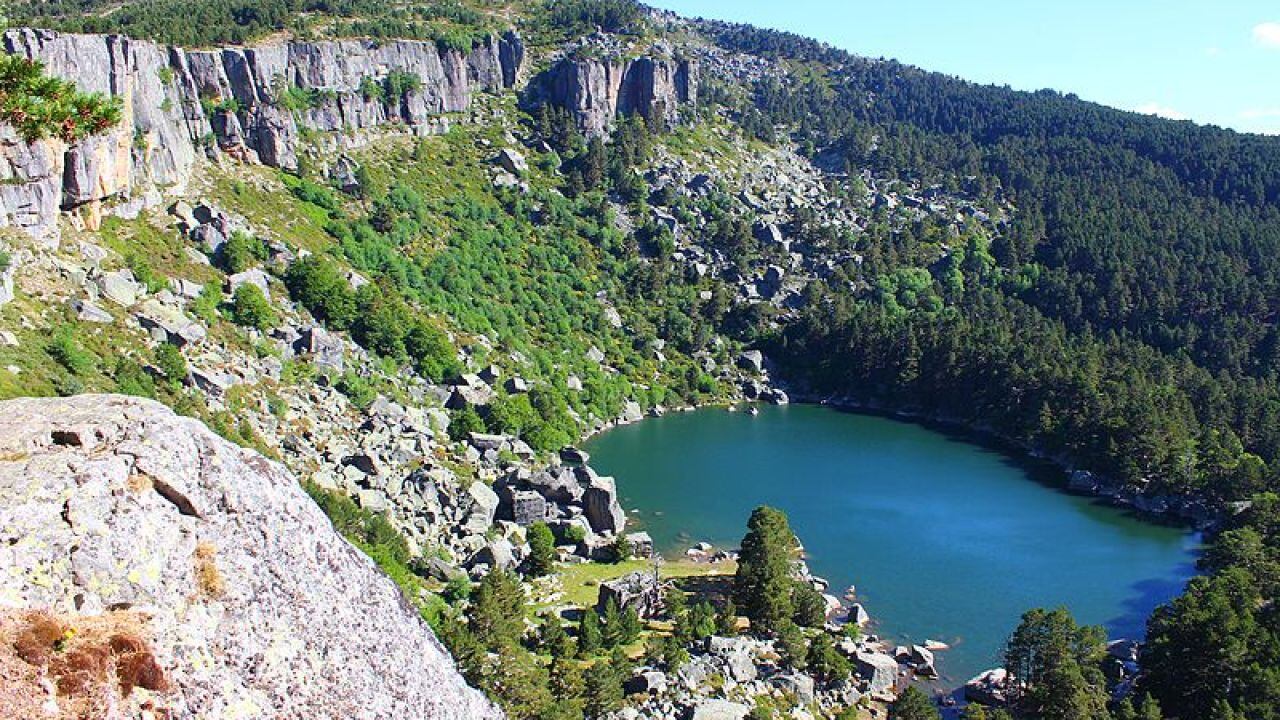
[152,343,186,386]
[218,231,268,274]
[384,70,422,100]
[47,325,95,376]
[563,524,587,544]
[190,284,223,325]
[527,522,556,576]
[127,253,165,293]
[112,358,155,398]
[229,283,277,330]
[285,256,357,329]
[290,178,341,212]
[336,371,377,410]
[358,76,387,101]
[449,406,485,441]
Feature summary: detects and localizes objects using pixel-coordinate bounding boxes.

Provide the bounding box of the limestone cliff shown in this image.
[0,394,501,720]
[0,28,524,238]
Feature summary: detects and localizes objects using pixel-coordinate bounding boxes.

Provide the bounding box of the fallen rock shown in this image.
[855,651,899,694]
[583,475,626,534]
[70,297,113,323]
[97,269,143,307]
[597,571,663,618]
[965,667,1013,706]
[497,148,528,176]
[685,699,750,720]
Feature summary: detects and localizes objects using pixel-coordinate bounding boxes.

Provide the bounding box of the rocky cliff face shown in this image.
[0,28,523,239]
[530,53,697,137]
[0,394,501,720]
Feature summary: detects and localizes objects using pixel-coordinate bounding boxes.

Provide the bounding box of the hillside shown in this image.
[0,2,1277,719]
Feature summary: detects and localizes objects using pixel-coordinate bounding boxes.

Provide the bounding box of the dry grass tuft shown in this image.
[127,472,155,493]
[194,540,226,599]
[1,608,172,719]
[12,612,66,665]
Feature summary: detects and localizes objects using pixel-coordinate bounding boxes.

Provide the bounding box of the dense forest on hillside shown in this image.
[695,19,1280,718]
[697,20,1280,503]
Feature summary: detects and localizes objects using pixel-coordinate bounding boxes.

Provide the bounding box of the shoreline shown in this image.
[784,391,1225,532]
[582,390,1205,697]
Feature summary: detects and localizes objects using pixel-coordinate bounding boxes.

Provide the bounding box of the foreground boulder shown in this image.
[0,394,499,719]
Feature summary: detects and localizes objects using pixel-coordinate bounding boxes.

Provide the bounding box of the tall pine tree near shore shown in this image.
[734,505,800,633]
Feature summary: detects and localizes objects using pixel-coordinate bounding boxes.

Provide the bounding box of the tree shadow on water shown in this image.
[1103,560,1198,640]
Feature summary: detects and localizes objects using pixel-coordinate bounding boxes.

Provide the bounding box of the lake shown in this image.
[583,403,1200,684]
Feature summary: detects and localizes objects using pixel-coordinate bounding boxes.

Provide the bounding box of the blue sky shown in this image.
[647,0,1280,135]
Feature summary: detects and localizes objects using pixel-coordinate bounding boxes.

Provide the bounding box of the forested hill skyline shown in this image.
[650,0,1280,136]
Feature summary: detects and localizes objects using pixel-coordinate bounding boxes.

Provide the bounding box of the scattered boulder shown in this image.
[135,299,206,346]
[626,531,654,559]
[497,148,528,175]
[737,350,764,373]
[597,571,663,618]
[855,651,899,694]
[464,481,500,533]
[295,326,344,373]
[847,603,870,626]
[70,298,113,323]
[965,667,1013,706]
[583,475,626,533]
[625,670,668,695]
[773,672,815,704]
[97,269,143,307]
[685,699,750,720]
[471,538,516,571]
[227,268,271,298]
[499,485,548,526]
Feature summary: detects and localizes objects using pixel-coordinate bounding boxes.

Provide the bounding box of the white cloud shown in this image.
[1253,22,1280,48]
[1134,102,1189,121]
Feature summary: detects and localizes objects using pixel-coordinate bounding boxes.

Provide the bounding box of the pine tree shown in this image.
[734,506,799,633]
[527,521,556,577]
[619,606,642,644]
[601,597,624,648]
[716,597,739,635]
[0,55,121,142]
[1136,694,1164,720]
[792,580,828,627]
[890,686,941,720]
[468,568,525,650]
[539,615,575,659]
[773,619,808,670]
[583,649,626,718]
[548,655,585,711]
[578,608,602,657]
[805,632,850,682]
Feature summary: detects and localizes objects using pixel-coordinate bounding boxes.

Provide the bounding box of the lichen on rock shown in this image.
[0,394,501,719]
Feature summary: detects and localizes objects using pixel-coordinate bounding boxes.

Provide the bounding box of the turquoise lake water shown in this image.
[582,403,1200,684]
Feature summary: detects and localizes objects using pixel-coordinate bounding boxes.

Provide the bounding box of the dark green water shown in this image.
[583,404,1199,684]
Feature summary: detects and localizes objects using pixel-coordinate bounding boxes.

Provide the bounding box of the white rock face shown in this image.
[0,394,500,720]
